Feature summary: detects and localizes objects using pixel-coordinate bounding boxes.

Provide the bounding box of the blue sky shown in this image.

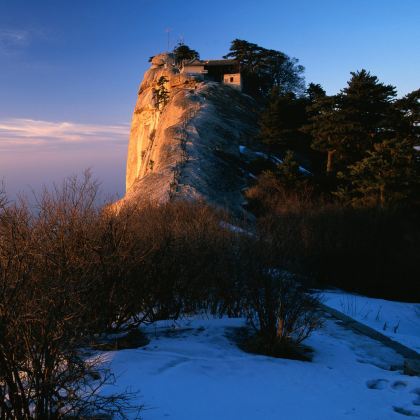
[0,0,419,199]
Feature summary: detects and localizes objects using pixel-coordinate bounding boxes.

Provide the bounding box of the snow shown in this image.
[321,290,420,352]
[102,313,420,419]
[239,146,312,176]
[298,165,312,175]
[219,221,253,236]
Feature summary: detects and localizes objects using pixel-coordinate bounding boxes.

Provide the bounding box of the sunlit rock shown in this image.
[120,52,258,214]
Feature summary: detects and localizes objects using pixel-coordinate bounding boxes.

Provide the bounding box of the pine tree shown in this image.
[304,94,342,174]
[394,88,420,139]
[335,138,420,207]
[224,39,263,70]
[245,150,313,215]
[154,76,170,110]
[259,89,310,152]
[337,70,397,163]
[259,88,283,146]
[304,70,397,175]
[173,43,199,66]
[276,150,306,187]
[224,39,305,97]
[306,83,326,102]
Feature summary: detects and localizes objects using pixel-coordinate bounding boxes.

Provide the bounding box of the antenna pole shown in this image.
[165,28,172,52]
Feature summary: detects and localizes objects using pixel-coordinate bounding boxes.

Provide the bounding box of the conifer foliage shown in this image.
[249,66,420,300]
[224,39,305,97]
[154,76,170,110]
[259,89,309,152]
[336,139,420,207]
[294,70,419,208]
[304,70,398,175]
[173,42,200,66]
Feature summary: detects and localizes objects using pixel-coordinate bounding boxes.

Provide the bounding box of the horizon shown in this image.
[1,0,419,199]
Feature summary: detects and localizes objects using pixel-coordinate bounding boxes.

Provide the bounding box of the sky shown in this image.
[0,0,419,200]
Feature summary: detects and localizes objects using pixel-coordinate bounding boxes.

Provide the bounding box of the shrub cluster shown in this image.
[0,173,321,418]
[251,186,420,301]
[0,173,141,418]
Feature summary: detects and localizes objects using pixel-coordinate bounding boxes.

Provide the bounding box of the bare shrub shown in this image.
[259,204,420,301]
[247,168,420,302]
[245,171,316,216]
[245,271,321,342]
[209,224,322,359]
[0,172,141,418]
[115,200,242,322]
[238,231,322,358]
[0,169,329,416]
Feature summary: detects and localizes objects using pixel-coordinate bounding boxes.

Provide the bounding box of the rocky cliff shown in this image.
[120,53,259,215]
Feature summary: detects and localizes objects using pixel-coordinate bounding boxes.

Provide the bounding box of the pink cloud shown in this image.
[0,118,129,199]
[0,118,129,151]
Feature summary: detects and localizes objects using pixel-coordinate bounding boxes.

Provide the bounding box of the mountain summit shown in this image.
[121,53,259,214]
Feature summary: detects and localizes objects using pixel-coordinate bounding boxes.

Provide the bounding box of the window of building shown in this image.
[230,77,234,83]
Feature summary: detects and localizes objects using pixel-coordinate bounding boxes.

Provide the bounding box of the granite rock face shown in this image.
[121,53,259,215]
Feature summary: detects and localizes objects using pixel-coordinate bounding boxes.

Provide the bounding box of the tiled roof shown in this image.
[184,59,238,67]
[203,59,238,66]
[184,59,204,66]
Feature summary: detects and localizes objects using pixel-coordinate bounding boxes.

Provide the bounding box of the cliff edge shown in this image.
[121,53,259,215]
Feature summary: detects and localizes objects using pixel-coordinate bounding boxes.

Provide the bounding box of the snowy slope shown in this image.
[322,290,420,352]
[102,315,420,420]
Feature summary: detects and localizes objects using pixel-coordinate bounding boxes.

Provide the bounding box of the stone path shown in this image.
[321,303,420,375]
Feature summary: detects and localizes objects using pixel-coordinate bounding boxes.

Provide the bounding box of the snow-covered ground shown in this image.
[103,313,420,419]
[322,290,420,352]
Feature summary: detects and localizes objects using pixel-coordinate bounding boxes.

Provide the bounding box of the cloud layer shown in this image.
[0,118,129,152]
[0,29,29,53]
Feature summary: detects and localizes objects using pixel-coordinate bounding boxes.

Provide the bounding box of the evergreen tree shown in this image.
[336,90,420,207]
[394,88,420,139]
[303,94,343,174]
[245,150,313,215]
[173,42,199,66]
[259,89,309,152]
[260,48,305,95]
[154,76,170,110]
[335,138,420,207]
[259,88,283,145]
[338,70,397,162]
[224,39,263,70]
[224,39,305,97]
[304,70,397,175]
[306,83,326,102]
[276,150,306,187]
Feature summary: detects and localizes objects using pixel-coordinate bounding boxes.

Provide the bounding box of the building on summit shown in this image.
[181,59,242,91]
